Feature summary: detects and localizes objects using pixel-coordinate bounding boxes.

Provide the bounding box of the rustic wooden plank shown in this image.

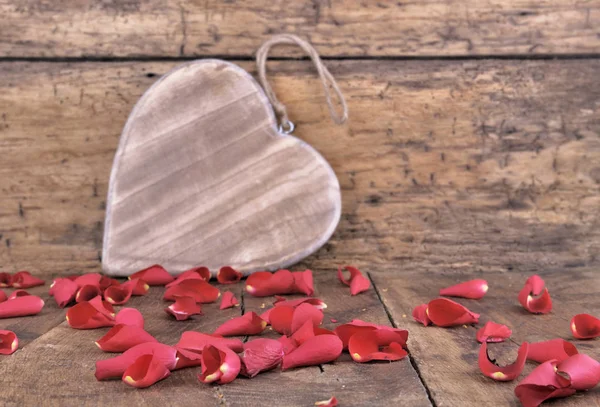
[1,59,599,278]
[226,269,431,406]
[372,269,600,406]
[1,1,599,58]
[0,282,243,406]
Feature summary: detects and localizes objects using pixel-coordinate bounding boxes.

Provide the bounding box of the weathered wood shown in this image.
[372,269,600,406]
[1,1,599,58]
[1,60,599,277]
[103,59,340,277]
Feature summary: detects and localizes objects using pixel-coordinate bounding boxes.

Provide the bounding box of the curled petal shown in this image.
[278,335,298,355]
[122,278,149,296]
[337,266,370,295]
[291,303,324,334]
[478,342,529,381]
[0,330,18,355]
[440,279,488,300]
[282,335,343,370]
[273,296,327,310]
[219,291,239,310]
[130,265,174,286]
[165,296,202,321]
[213,312,266,336]
[76,284,102,303]
[104,284,134,305]
[557,354,600,391]
[175,331,243,353]
[291,270,314,296]
[0,290,6,303]
[199,344,241,384]
[527,339,578,363]
[52,278,79,308]
[96,324,157,352]
[476,321,512,343]
[95,342,177,381]
[240,338,284,377]
[164,279,220,303]
[8,290,30,300]
[412,304,431,326]
[245,270,295,297]
[115,308,144,328]
[291,321,337,346]
[174,348,203,370]
[99,276,120,291]
[570,313,600,339]
[73,273,102,288]
[525,275,546,296]
[349,330,408,363]
[0,273,12,288]
[89,295,115,318]
[518,277,552,314]
[315,397,338,407]
[426,298,479,327]
[122,353,171,388]
[515,360,574,407]
[11,271,44,289]
[335,320,408,350]
[66,300,115,329]
[217,266,242,284]
[0,295,44,318]
[166,267,211,288]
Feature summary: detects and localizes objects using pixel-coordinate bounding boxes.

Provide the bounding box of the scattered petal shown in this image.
[570,313,600,339]
[115,308,144,328]
[412,304,431,326]
[525,275,546,296]
[269,306,296,336]
[0,273,12,288]
[219,291,239,310]
[164,279,220,303]
[478,342,529,381]
[88,295,115,319]
[335,320,408,350]
[99,276,120,291]
[282,335,343,370]
[122,353,171,388]
[130,265,174,286]
[52,278,79,308]
[76,284,102,303]
[426,298,480,327]
[273,296,327,310]
[291,303,324,334]
[278,335,298,355]
[515,360,574,407]
[476,321,512,343]
[104,284,134,305]
[11,271,44,289]
[0,330,18,355]
[217,266,242,284]
[527,339,578,363]
[165,296,202,321]
[198,344,241,384]
[73,273,102,288]
[7,290,30,300]
[0,295,44,318]
[122,278,150,296]
[518,275,552,314]
[337,266,370,295]
[66,300,115,329]
[240,338,284,377]
[213,312,267,336]
[557,354,600,391]
[315,397,338,407]
[439,279,488,300]
[166,267,211,288]
[95,342,177,381]
[349,330,408,362]
[173,348,203,370]
[245,270,295,297]
[96,324,157,352]
[290,270,314,296]
[175,331,244,354]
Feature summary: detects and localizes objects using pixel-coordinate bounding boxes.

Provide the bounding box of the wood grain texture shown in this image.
[1,1,599,58]
[0,59,598,277]
[372,268,600,406]
[103,59,340,276]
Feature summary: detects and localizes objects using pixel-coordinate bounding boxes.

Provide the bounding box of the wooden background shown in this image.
[0,1,599,406]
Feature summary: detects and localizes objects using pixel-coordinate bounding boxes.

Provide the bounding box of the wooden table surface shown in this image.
[1,1,599,406]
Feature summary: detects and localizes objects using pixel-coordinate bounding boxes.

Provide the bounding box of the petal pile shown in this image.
[95,342,177,381]
[130,265,174,286]
[245,270,295,297]
[11,271,45,289]
[164,279,220,303]
[123,353,171,388]
[270,303,324,336]
[290,270,315,296]
[337,266,370,295]
[66,297,115,329]
[104,284,134,305]
[335,320,408,350]
[240,338,284,377]
[213,312,267,336]
[175,331,244,354]
[348,330,408,362]
[557,354,600,391]
[439,279,488,299]
[217,266,242,284]
[198,344,241,384]
[476,321,512,343]
[282,335,343,370]
[76,284,102,303]
[0,330,18,355]
[0,295,45,318]
[165,296,202,321]
[425,298,480,327]
[166,267,211,288]
[515,360,574,407]
[220,291,239,310]
[478,342,529,381]
[96,324,157,352]
[518,275,552,314]
[570,313,600,339]
[527,339,578,363]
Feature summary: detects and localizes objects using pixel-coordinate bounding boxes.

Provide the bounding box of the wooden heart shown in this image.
[102,60,341,276]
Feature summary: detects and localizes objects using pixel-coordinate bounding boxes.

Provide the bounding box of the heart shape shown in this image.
[102,60,341,276]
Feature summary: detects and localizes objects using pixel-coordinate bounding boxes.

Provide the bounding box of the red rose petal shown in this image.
[166,266,211,288]
[273,296,327,310]
[76,284,102,303]
[51,278,79,308]
[478,342,529,381]
[0,290,6,303]
[115,308,144,328]
[8,290,30,300]
[0,330,18,355]
[335,320,408,350]
[315,397,338,407]
[198,344,241,384]
[89,295,115,318]
[122,353,171,388]
[291,270,314,296]
[173,348,203,370]
[348,330,408,363]
[95,342,177,381]
[240,338,284,377]
[426,298,480,327]
[570,313,600,339]
[518,276,552,314]
[282,335,343,370]
[290,321,336,346]
[0,273,12,288]
[73,273,102,288]
[165,296,202,321]
[439,279,488,300]
[217,266,242,284]
[213,312,267,336]
[269,306,295,335]
[163,279,220,303]
[175,331,244,353]
[11,271,44,289]
[96,324,158,352]
[219,291,239,310]
[278,335,298,355]
[515,360,574,407]
[291,303,324,334]
[337,266,370,295]
[527,339,578,363]
[99,276,120,291]
[122,278,150,296]
[557,354,600,391]
[66,301,115,329]
[245,270,295,297]
[104,284,134,305]
[130,264,174,286]
[0,295,44,318]
[412,304,431,326]
[476,321,512,343]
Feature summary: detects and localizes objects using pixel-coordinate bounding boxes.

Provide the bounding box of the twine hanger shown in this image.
[256,34,348,133]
